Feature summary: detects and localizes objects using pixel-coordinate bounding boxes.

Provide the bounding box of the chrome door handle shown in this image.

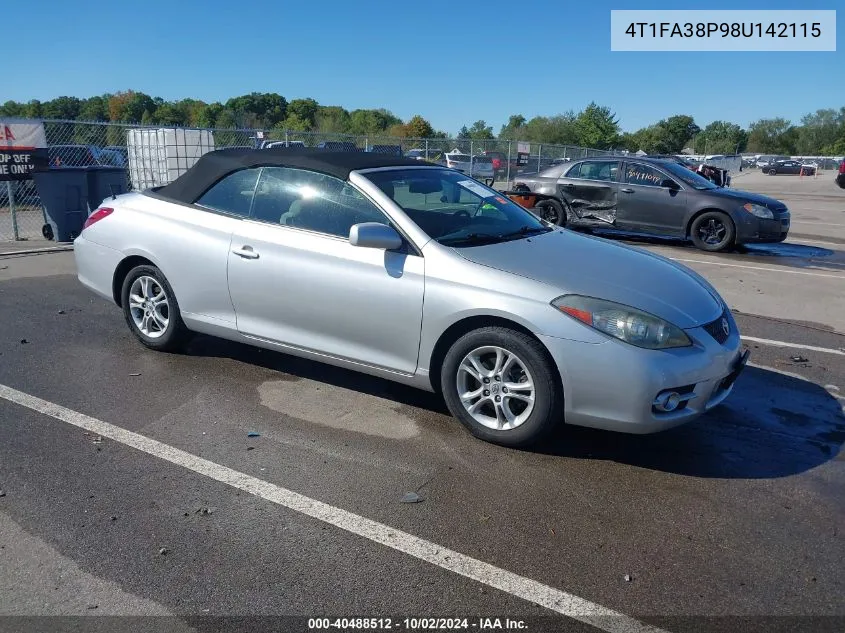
[232,246,259,259]
[620,188,634,193]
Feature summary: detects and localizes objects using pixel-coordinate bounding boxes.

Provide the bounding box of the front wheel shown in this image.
[534,198,568,227]
[440,327,563,447]
[690,212,736,252]
[768,169,777,175]
[121,264,191,352]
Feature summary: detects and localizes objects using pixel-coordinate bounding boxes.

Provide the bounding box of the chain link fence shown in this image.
[0,119,622,241]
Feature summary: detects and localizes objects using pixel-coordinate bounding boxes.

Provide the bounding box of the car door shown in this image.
[226,166,425,375]
[557,160,620,225]
[615,162,687,236]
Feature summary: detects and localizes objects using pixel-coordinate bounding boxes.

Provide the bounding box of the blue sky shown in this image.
[7,0,842,134]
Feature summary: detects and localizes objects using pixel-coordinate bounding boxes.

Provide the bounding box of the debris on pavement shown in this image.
[0,489,6,498]
[158,547,169,556]
[246,446,255,451]
[91,436,103,444]
[87,604,98,610]
[19,339,28,344]
[400,492,424,504]
[129,372,141,376]
[195,506,217,516]
[790,355,809,363]
[247,431,261,438]
[624,574,633,582]
[57,310,66,315]
[110,516,117,521]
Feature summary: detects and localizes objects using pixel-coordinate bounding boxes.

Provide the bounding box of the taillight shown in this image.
[83,207,114,230]
[839,161,845,174]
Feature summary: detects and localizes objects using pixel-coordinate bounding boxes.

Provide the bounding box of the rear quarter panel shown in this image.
[83,192,240,325]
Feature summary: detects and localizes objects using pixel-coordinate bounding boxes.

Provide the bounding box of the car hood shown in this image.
[454,230,723,329]
[707,187,786,209]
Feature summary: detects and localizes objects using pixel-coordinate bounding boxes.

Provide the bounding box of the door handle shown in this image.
[561,183,575,189]
[232,246,260,259]
[620,187,634,193]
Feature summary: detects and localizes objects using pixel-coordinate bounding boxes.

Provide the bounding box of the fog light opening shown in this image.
[654,391,682,413]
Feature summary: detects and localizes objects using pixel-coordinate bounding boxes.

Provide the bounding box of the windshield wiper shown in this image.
[439,232,504,246]
[497,225,553,240]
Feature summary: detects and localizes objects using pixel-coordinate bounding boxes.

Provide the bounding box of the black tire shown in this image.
[440,327,563,447]
[120,264,191,352]
[689,211,736,252]
[768,169,777,175]
[534,198,568,227]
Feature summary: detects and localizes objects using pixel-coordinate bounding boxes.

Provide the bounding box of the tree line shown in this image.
[1,91,843,155]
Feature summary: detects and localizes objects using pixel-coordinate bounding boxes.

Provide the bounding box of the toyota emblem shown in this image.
[720,317,730,337]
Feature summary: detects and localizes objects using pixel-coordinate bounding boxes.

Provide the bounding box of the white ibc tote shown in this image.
[127,128,215,190]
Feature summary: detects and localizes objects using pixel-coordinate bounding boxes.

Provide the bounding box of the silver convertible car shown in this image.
[74,149,748,447]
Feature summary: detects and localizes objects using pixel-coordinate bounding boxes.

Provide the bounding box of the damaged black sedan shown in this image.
[513,157,789,252]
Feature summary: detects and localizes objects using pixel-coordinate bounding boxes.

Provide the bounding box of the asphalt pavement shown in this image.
[1,172,844,633]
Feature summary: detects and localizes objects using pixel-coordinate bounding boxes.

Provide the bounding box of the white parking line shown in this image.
[0,383,667,633]
[671,257,845,279]
[742,336,845,356]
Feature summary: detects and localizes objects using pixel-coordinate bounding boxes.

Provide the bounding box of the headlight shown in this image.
[742,203,774,219]
[552,295,692,349]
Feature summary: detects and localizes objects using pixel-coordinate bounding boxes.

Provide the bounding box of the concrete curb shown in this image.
[0,245,74,257]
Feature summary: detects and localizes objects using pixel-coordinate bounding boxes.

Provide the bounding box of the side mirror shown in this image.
[349,222,403,250]
[661,179,679,189]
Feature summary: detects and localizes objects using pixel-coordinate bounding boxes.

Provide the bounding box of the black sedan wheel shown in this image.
[690,212,735,252]
[534,199,568,227]
[769,169,777,175]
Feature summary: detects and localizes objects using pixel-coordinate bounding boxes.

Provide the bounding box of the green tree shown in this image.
[456,125,470,139]
[108,91,156,122]
[796,108,844,155]
[347,108,401,135]
[195,102,224,128]
[42,96,82,120]
[697,120,748,154]
[23,100,43,118]
[463,120,494,140]
[746,118,797,154]
[315,105,351,133]
[499,114,526,140]
[574,102,620,149]
[521,113,578,145]
[224,92,287,128]
[0,101,25,117]
[78,96,109,121]
[279,113,311,132]
[404,115,434,138]
[152,103,186,126]
[286,98,319,129]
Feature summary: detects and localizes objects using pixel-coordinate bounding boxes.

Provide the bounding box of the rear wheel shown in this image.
[121,264,190,352]
[534,198,568,227]
[768,169,777,175]
[690,212,736,252]
[440,327,562,447]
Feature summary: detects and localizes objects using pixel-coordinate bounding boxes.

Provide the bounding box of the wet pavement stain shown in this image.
[257,379,420,440]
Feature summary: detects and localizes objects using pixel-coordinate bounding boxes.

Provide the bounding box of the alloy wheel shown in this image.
[128,275,170,338]
[456,345,536,430]
[698,218,727,246]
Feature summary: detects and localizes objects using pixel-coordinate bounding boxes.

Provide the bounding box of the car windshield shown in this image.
[365,168,552,247]
[660,161,718,189]
[446,154,471,162]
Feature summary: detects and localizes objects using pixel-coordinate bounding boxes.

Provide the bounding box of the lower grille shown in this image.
[703,311,730,345]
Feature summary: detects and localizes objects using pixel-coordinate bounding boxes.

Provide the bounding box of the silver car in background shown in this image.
[442,151,495,181]
[74,149,747,447]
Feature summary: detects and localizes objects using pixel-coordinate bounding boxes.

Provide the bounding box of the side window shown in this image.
[624,163,670,187]
[195,169,259,216]
[564,162,581,179]
[579,161,618,182]
[251,167,389,238]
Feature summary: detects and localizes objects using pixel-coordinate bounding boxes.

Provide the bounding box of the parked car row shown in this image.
[512,156,789,252]
[73,148,749,448]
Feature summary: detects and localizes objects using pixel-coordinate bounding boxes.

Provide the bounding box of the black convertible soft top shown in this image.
[155,148,428,203]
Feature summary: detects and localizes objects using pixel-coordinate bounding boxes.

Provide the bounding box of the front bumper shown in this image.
[736,212,790,243]
[538,315,745,434]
